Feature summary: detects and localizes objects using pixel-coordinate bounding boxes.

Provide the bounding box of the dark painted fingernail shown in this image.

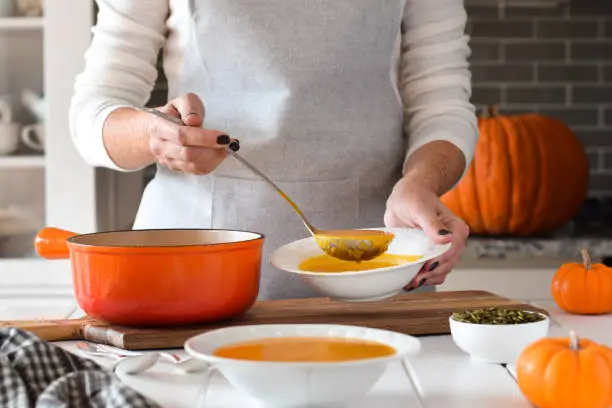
[428,261,439,272]
[438,229,452,236]
[405,277,426,292]
[403,279,416,291]
[229,140,240,152]
[217,135,230,145]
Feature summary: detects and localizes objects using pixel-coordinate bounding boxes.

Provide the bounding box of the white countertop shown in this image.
[2,300,609,408]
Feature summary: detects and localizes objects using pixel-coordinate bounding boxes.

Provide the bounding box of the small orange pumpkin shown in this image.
[551,249,612,315]
[516,331,612,408]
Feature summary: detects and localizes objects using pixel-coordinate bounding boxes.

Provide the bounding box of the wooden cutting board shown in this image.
[1,290,547,350]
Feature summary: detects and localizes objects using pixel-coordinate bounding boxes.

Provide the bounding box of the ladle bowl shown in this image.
[312,229,395,262]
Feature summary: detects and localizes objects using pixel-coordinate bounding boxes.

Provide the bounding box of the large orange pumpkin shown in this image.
[516,331,612,408]
[441,107,589,236]
[551,249,612,315]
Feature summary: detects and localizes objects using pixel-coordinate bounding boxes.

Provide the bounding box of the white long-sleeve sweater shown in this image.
[70,0,478,175]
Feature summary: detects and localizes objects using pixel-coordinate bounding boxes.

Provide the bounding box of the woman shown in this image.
[70,0,478,300]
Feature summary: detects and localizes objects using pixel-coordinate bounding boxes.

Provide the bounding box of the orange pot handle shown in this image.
[34,227,78,259]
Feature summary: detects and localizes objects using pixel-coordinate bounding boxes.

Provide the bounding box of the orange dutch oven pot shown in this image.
[34,227,264,326]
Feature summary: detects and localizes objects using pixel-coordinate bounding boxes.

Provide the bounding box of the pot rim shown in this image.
[66,228,265,249]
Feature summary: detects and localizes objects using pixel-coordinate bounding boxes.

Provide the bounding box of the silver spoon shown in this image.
[76,341,209,374]
[140,107,394,262]
[114,353,160,376]
[76,341,180,362]
[76,342,160,376]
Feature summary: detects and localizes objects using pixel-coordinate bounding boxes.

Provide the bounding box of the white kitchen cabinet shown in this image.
[0,1,143,297]
[0,7,52,289]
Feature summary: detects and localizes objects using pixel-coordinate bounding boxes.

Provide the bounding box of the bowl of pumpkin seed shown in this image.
[449,307,550,365]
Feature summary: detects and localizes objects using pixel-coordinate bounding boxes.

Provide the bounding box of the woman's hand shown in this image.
[148,93,238,174]
[384,176,469,290]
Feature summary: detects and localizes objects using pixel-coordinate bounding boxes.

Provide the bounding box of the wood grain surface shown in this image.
[1,290,548,350]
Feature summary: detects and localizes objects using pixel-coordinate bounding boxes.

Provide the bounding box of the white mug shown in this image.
[0,99,12,124]
[21,89,45,123]
[0,123,21,156]
[21,123,44,152]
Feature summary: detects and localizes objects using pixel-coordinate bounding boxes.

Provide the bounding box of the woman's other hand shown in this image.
[148,93,238,174]
[384,177,469,290]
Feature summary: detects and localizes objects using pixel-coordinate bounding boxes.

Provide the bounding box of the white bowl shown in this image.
[449,311,550,365]
[270,227,451,302]
[185,324,421,408]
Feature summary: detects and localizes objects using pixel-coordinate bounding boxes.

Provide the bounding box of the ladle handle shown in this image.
[140,107,318,235]
[225,150,317,234]
[34,227,78,260]
[141,107,183,125]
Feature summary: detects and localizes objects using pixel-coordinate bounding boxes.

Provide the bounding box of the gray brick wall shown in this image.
[468,0,612,196]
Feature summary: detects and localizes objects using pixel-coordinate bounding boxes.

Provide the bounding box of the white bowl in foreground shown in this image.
[449,312,550,365]
[185,324,421,408]
[270,227,451,302]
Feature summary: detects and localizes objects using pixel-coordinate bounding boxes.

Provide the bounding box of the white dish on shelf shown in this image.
[0,155,45,168]
[0,17,44,30]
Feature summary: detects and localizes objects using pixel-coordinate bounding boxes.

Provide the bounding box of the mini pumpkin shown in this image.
[440,106,589,236]
[551,249,612,315]
[516,331,612,408]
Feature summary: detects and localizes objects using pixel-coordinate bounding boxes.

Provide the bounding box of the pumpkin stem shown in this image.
[479,105,500,119]
[580,248,591,271]
[570,330,580,351]
[487,105,500,117]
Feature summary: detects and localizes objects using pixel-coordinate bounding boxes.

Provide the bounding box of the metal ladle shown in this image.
[140,107,394,262]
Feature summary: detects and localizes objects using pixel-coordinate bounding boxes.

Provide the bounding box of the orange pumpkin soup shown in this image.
[212,337,396,362]
[299,253,422,273]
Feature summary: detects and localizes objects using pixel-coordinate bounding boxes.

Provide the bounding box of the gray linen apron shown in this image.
[133,0,430,300]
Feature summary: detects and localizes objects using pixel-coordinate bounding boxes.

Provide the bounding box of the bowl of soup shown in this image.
[270,227,451,302]
[184,324,421,407]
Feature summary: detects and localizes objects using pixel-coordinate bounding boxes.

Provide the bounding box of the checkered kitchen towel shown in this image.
[0,327,161,408]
